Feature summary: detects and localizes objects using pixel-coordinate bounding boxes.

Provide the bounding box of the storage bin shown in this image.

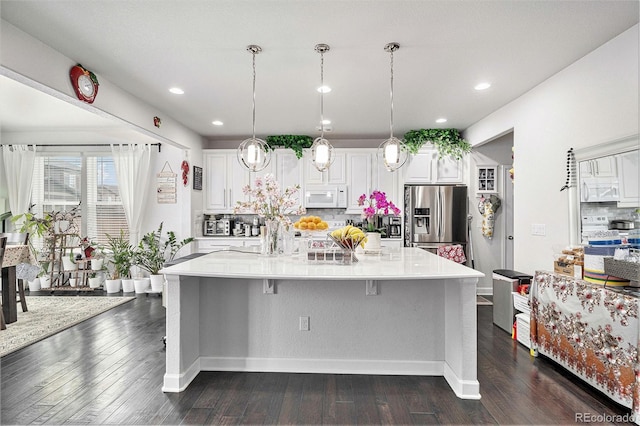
[515,312,531,348]
[512,292,530,314]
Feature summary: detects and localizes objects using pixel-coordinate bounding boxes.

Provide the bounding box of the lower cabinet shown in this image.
[195,238,254,253]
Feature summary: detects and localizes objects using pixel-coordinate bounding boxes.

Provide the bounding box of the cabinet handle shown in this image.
[223,189,226,205]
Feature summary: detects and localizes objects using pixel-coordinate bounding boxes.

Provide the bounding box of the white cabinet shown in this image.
[403,147,464,184]
[203,150,250,213]
[579,156,617,178]
[345,151,373,213]
[373,153,401,209]
[403,149,434,183]
[616,150,639,207]
[304,152,346,185]
[275,150,303,206]
[195,237,244,253]
[380,239,403,249]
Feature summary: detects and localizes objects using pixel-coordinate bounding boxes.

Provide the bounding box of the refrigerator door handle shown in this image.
[437,188,443,239]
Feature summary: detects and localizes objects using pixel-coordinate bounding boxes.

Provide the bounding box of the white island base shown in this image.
[161,248,483,400]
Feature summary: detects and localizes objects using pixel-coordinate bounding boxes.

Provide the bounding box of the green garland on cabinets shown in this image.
[265,135,313,159]
[403,129,471,159]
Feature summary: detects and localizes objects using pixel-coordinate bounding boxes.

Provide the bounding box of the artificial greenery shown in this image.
[403,129,471,159]
[265,135,313,159]
[12,210,55,276]
[133,222,194,275]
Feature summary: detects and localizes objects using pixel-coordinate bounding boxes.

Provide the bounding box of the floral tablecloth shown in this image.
[1,245,31,268]
[530,271,640,417]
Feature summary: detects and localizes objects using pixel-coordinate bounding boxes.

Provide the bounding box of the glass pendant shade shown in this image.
[378,136,408,171]
[238,44,271,172]
[311,136,333,171]
[238,137,270,172]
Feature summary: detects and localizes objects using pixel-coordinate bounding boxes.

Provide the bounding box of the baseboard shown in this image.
[162,358,201,393]
[200,356,444,376]
[443,362,481,400]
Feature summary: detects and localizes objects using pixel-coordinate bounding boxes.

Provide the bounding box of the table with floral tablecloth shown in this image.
[1,245,32,325]
[530,271,640,423]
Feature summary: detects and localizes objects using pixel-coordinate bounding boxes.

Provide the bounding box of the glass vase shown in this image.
[262,218,280,256]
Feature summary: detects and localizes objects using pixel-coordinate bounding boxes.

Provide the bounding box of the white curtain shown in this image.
[2,144,37,224]
[111,144,152,244]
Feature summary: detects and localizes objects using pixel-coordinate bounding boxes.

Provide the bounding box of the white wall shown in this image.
[0,20,205,246]
[464,24,639,276]
[469,133,513,294]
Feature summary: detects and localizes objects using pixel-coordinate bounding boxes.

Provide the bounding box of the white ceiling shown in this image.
[1,0,638,142]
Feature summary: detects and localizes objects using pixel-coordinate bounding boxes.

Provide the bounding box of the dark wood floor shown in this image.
[1,295,634,425]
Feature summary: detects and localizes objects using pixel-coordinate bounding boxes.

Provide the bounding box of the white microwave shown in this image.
[304,185,347,208]
[580,177,619,202]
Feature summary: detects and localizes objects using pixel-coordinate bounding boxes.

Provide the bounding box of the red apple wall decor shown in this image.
[70,64,99,103]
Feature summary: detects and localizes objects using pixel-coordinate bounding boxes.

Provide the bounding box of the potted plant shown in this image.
[105,230,133,293]
[11,209,55,288]
[403,128,471,159]
[265,135,313,159]
[357,190,401,251]
[133,222,194,292]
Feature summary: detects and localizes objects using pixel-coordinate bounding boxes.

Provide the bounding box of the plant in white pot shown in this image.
[12,209,55,289]
[134,223,193,293]
[106,229,133,293]
[105,230,133,294]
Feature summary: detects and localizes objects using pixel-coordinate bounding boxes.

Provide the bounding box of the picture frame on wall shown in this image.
[193,166,203,190]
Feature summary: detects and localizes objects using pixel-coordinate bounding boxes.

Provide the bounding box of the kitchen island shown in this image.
[160,247,484,399]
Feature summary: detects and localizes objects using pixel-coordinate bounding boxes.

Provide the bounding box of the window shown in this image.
[31,154,129,245]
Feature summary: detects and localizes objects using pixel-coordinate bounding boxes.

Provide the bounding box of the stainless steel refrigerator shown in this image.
[404,185,468,254]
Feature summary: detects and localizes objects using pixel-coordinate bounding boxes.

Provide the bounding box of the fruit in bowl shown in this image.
[330,225,367,249]
[294,215,328,231]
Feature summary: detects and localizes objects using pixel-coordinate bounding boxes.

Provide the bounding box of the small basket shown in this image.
[603,257,640,282]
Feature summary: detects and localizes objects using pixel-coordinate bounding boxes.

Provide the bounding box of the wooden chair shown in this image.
[0,233,29,312]
[0,236,7,330]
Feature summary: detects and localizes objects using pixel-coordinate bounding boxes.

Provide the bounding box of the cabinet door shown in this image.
[435,156,463,183]
[275,151,303,205]
[345,152,372,213]
[303,151,346,184]
[403,149,434,183]
[617,150,639,206]
[374,155,400,210]
[593,156,617,177]
[203,153,227,211]
[228,156,250,211]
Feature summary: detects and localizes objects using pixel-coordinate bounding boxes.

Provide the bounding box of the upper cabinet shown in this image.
[616,150,640,207]
[344,150,373,213]
[203,150,250,213]
[304,152,346,185]
[579,156,618,178]
[403,147,464,184]
[274,150,304,206]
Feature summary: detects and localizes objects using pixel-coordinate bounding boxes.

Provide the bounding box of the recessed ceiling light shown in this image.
[169,87,184,94]
[317,85,331,93]
[322,119,331,125]
[212,120,223,126]
[436,118,447,123]
[474,82,491,91]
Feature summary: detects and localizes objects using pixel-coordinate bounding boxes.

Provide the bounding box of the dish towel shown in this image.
[437,244,467,264]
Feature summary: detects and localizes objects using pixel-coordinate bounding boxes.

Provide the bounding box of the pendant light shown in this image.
[311,43,334,172]
[238,45,271,172]
[378,42,407,172]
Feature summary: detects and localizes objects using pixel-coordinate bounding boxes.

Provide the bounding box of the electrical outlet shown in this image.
[299,316,310,331]
[531,224,546,236]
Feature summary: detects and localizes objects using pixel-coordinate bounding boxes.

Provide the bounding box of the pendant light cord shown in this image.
[320,51,325,139]
[251,50,257,139]
[389,48,394,139]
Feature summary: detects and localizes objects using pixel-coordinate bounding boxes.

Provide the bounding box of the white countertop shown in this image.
[161,247,484,281]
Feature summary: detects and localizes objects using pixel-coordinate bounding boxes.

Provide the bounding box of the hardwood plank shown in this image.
[3,298,637,425]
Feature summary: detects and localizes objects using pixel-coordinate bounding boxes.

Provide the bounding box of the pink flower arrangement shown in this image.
[357,190,401,232]
[234,173,306,228]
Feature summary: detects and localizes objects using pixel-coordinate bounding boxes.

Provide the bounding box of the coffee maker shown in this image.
[388,216,402,238]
